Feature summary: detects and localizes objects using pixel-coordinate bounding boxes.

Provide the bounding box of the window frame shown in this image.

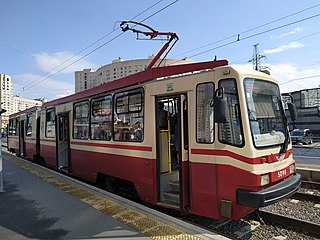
[113,88,144,142]
[45,108,56,138]
[195,82,215,144]
[26,113,33,137]
[73,100,90,140]
[15,118,19,136]
[218,78,244,148]
[244,78,286,149]
[8,119,13,136]
[115,91,143,115]
[90,94,113,141]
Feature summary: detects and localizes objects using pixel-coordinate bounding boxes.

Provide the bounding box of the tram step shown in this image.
[163,191,180,205]
[169,180,180,192]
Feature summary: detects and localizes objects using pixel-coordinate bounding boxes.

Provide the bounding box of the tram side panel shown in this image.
[188,151,270,220]
[40,140,57,168]
[35,90,157,204]
[7,135,19,154]
[39,108,58,169]
[7,117,18,153]
[7,118,16,153]
[8,117,21,154]
[24,110,39,161]
[70,143,156,203]
[68,89,157,204]
[24,138,36,161]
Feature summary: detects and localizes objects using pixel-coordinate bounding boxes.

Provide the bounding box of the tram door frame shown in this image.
[19,120,25,156]
[56,112,70,172]
[155,94,190,210]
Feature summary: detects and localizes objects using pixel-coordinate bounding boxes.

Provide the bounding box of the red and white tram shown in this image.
[7,59,301,220]
[7,106,40,160]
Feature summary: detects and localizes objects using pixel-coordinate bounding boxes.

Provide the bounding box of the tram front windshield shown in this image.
[244,78,286,148]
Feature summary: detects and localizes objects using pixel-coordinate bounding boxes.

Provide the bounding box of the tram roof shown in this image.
[42,59,228,108]
[228,65,276,80]
[10,105,40,118]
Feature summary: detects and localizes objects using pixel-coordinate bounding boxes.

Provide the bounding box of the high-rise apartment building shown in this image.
[0,74,43,129]
[0,74,13,127]
[13,96,42,113]
[75,56,194,93]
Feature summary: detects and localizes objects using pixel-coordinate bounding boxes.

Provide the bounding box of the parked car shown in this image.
[291,129,313,145]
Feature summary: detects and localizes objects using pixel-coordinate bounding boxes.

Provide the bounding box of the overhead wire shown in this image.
[0,43,34,58]
[16,0,174,95]
[16,1,320,95]
[232,31,320,67]
[170,12,320,65]
[264,30,320,87]
[17,32,126,94]
[281,74,320,85]
[172,3,320,59]
[16,0,165,94]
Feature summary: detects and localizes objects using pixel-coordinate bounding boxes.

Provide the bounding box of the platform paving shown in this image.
[0,156,149,239]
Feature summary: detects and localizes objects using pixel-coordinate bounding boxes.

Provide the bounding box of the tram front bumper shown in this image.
[236,173,301,208]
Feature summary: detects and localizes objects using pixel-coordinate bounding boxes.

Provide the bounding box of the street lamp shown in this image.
[0,107,7,192]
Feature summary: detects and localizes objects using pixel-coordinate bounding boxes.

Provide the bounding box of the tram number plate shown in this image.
[277,169,287,178]
[272,167,289,181]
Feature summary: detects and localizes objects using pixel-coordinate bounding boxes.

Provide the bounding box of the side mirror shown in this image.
[213,87,228,123]
[287,102,297,122]
[214,97,228,123]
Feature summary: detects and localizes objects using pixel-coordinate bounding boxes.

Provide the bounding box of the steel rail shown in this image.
[292,192,320,204]
[257,210,320,236]
[301,180,320,191]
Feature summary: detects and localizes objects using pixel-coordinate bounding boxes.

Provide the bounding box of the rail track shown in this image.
[257,210,320,237]
[178,177,320,239]
[291,180,320,204]
[292,191,320,203]
[301,180,320,190]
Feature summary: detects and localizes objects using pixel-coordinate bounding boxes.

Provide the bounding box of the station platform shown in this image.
[0,151,228,240]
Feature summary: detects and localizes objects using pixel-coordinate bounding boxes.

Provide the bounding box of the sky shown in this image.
[1,0,320,101]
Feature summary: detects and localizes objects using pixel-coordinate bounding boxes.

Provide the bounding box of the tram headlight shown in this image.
[290,164,295,174]
[260,174,270,186]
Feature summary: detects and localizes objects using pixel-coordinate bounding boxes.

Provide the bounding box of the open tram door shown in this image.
[56,112,70,172]
[156,94,189,210]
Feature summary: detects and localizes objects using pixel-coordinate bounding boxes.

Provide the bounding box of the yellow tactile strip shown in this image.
[4,153,202,240]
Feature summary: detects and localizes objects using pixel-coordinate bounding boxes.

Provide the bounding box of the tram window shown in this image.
[8,119,13,135]
[114,88,144,142]
[196,82,214,143]
[45,108,56,138]
[129,93,142,112]
[116,95,127,114]
[13,118,20,136]
[26,113,33,137]
[10,118,18,136]
[91,95,112,140]
[73,101,89,140]
[218,79,243,147]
